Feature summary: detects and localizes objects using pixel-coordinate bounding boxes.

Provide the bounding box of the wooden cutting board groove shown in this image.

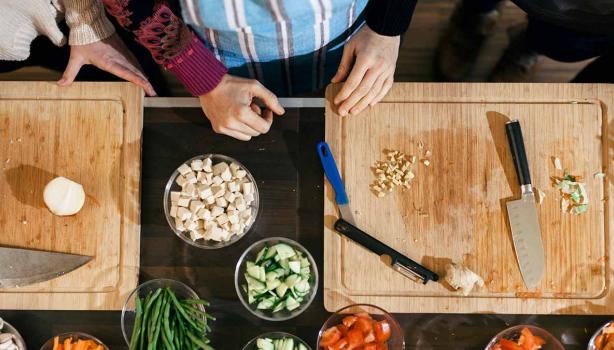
[0,82,142,310]
[324,83,613,314]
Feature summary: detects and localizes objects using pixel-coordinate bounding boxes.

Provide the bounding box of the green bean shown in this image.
[129,297,143,350]
[148,292,165,347]
[168,289,200,330]
[186,331,212,349]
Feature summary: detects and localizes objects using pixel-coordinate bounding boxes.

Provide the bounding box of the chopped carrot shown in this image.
[498,338,524,350]
[94,345,103,350]
[63,338,73,350]
[53,336,60,350]
[74,339,86,350]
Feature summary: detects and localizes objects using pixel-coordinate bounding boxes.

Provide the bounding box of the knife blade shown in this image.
[505,120,545,289]
[0,247,92,288]
[317,141,356,225]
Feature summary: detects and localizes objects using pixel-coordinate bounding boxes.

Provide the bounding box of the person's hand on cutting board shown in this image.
[332,25,400,116]
[199,75,285,141]
[57,33,157,96]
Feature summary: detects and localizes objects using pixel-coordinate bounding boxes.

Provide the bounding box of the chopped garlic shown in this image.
[594,172,605,179]
[444,263,484,296]
[553,157,562,170]
[536,188,546,205]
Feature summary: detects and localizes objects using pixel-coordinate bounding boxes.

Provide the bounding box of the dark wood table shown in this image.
[2,101,611,349]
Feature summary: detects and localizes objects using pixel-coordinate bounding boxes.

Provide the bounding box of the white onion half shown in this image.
[43,177,86,216]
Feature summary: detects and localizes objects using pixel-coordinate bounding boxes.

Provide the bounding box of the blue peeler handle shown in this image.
[317,141,349,205]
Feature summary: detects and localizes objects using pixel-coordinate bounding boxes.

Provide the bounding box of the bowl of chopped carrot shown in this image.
[40,332,108,350]
[588,321,614,350]
[485,325,564,350]
[317,304,404,350]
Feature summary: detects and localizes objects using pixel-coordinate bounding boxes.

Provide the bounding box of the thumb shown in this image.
[58,56,83,86]
[331,45,354,83]
[249,81,285,115]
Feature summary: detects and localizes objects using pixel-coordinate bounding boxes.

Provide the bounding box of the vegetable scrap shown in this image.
[128,287,214,350]
[491,327,545,350]
[594,172,605,179]
[592,322,614,350]
[444,263,484,296]
[553,157,562,171]
[51,337,104,350]
[551,173,589,215]
[319,312,392,349]
[535,188,546,205]
[370,147,430,198]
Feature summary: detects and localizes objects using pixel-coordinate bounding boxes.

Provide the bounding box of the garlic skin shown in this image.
[43,177,86,216]
[445,262,484,296]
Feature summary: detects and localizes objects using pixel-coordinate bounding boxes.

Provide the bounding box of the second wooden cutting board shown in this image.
[324,83,612,314]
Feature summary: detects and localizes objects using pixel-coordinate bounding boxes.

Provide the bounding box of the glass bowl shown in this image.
[40,332,108,350]
[235,237,319,321]
[317,304,405,350]
[242,332,312,350]
[164,154,260,249]
[0,319,26,350]
[121,279,205,346]
[485,325,564,350]
[588,320,614,350]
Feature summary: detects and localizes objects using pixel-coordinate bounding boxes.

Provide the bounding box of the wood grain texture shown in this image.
[0,82,142,310]
[324,83,613,314]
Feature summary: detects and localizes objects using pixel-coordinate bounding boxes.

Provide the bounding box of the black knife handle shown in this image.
[334,219,439,283]
[506,120,532,186]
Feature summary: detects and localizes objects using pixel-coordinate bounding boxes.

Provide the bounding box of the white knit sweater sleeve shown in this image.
[63,0,115,45]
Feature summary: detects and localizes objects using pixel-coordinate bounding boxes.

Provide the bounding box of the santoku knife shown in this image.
[505,120,545,289]
[0,247,92,288]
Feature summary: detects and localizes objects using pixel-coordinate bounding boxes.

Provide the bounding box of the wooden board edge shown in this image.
[323,83,614,315]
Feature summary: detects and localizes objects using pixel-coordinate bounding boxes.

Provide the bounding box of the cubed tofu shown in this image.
[242,182,253,195]
[235,169,247,179]
[212,162,229,176]
[177,163,192,176]
[183,183,196,197]
[196,171,206,183]
[229,162,241,176]
[175,218,186,231]
[212,176,223,185]
[170,191,181,202]
[215,197,228,208]
[210,206,224,217]
[243,193,254,204]
[228,210,239,224]
[191,159,204,171]
[235,197,247,211]
[216,213,229,225]
[177,207,191,221]
[221,167,232,181]
[211,184,225,198]
[230,223,241,233]
[203,158,213,172]
[170,205,178,218]
[205,195,216,205]
[176,175,187,187]
[177,197,191,207]
[227,204,236,212]
[189,200,205,213]
[189,229,205,241]
[224,191,236,203]
[185,172,197,184]
[196,208,211,220]
[227,180,239,193]
[221,222,231,232]
[185,219,198,231]
[198,184,213,200]
[204,172,214,184]
[206,226,224,242]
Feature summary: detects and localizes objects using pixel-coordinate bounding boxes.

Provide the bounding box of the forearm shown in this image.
[365,0,418,36]
[102,0,227,95]
[63,0,115,45]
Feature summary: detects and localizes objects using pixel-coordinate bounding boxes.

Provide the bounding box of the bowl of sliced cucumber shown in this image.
[235,237,318,321]
[242,332,311,350]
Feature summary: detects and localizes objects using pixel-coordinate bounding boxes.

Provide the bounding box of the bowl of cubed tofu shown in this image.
[164,154,259,249]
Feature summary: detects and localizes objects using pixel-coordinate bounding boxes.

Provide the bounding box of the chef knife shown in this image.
[317,141,356,225]
[0,247,92,288]
[505,119,545,289]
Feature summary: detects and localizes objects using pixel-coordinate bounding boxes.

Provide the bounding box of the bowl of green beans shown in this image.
[121,278,215,350]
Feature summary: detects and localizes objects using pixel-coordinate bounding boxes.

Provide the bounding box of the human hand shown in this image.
[331,25,400,116]
[58,33,156,96]
[199,75,285,141]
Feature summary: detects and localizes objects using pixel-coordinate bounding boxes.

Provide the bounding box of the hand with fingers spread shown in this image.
[199,75,285,141]
[57,33,157,96]
[331,25,400,116]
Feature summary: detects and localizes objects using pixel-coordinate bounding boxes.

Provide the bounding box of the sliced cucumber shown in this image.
[274,243,296,259]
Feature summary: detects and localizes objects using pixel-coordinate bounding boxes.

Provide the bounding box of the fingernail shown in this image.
[339,109,347,116]
[57,79,64,85]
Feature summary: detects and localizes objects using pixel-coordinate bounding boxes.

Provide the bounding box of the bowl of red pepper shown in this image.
[317,304,404,350]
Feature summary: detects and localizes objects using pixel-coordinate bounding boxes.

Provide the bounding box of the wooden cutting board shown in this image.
[0,82,142,310]
[324,83,613,314]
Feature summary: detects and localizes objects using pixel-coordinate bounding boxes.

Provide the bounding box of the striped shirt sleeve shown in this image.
[102,0,227,96]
